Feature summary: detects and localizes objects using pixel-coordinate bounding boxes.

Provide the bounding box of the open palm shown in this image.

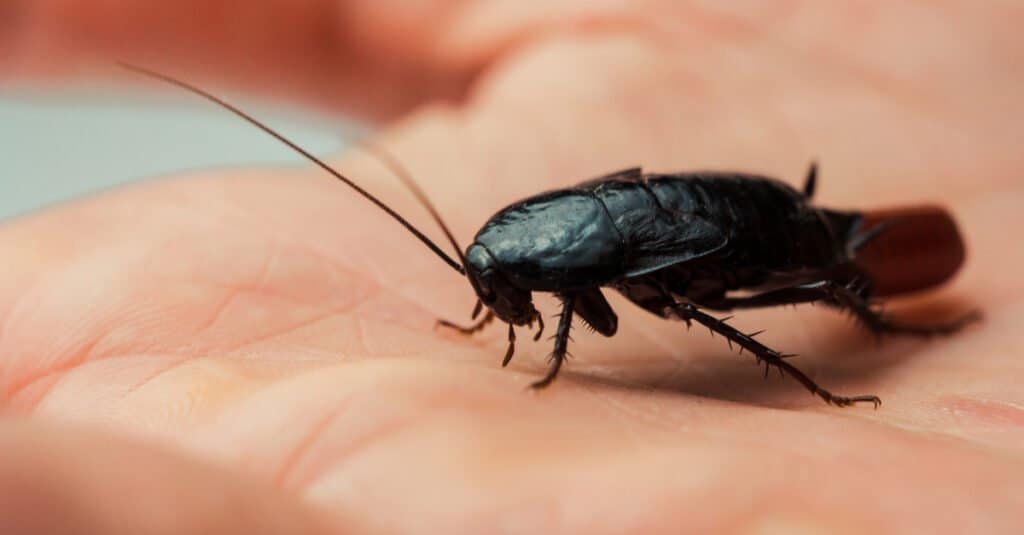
[2,2,1022,533]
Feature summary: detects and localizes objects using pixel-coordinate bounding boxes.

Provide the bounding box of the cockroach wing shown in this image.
[621,214,728,278]
[584,177,729,279]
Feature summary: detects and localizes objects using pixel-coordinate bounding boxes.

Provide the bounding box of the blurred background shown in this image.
[0,87,352,220]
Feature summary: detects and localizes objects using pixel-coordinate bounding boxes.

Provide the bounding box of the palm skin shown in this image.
[2,1,1023,533]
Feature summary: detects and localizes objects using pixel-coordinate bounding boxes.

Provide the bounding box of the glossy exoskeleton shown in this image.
[444,165,976,407]
[126,65,977,408]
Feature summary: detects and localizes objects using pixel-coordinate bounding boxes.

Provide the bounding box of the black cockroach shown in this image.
[123,64,977,408]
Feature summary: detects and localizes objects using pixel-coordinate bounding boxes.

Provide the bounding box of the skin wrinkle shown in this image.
[191,284,361,347]
[119,355,197,401]
[17,355,179,414]
[13,354,186,414]
[222,301,373,356]
[350,312,368,359]
[273,405,347,489]
[187,250,369,333]
[328,208,466,324]
[163,171,395,294]
[0,259,45,348]
[195,285,244,335]
[390,273,468,324]
[293,398,473,494]
[192,187,411,343]
[9,369,69,413]
[3,331,104,406]
[313,383,550,471]
[258,191,424,298]
[254,244,279,299]
[0,277,38,387]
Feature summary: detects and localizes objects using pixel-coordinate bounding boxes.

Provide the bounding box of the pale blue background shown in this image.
[0,87,352,221]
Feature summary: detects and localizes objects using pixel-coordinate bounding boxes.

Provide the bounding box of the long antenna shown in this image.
[118,62,466,275]
[353,140,466,267]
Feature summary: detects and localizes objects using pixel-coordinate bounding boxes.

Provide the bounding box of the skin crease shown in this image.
[1,0,1024,533]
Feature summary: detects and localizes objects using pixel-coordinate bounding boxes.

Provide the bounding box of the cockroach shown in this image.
[123,64,978,408]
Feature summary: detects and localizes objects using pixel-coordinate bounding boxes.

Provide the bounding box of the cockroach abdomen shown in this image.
[855,205,965,297]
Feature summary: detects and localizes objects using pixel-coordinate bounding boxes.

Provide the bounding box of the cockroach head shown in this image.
[465,244,537,325]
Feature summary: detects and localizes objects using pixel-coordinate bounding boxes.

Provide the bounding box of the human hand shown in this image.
[2,2,1022,533]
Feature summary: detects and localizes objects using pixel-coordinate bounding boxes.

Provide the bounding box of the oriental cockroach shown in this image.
[123,64,978,408]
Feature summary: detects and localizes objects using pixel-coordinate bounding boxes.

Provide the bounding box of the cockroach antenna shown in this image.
[117,62,467,275]
[353,139,467,268]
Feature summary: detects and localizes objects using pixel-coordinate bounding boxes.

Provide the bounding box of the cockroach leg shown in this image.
[437,310,495,335]
[699,279,979,338]
[532,311,545,341]
[672,302,881,408]
[530,295,577,389]
[697,281,835,311]
[828,284,981,337]
[502,323,517,367]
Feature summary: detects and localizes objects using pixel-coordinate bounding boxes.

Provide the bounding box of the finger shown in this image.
[0,419,344,534]
[0,0,641,119]
[3,0,451,118]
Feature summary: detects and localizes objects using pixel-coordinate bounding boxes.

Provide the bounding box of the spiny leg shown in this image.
[698,280,866,311]
[530,294,577,389]
[673,302,881,408]
[827,283,980,337]
[700,280,979,337]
